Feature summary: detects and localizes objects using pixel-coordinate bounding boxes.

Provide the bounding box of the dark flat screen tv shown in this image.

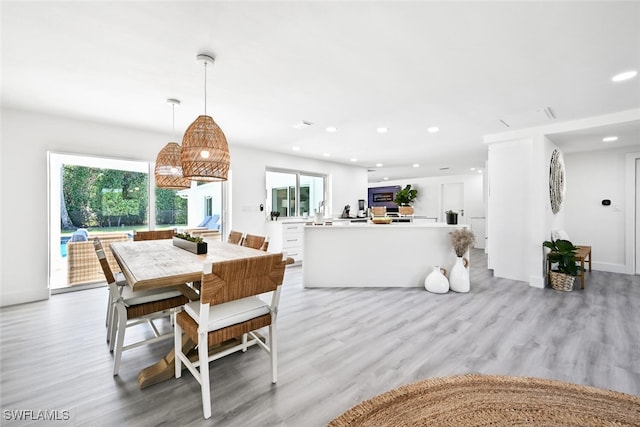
[368,186,400,209]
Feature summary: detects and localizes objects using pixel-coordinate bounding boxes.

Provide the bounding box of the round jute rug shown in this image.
[328,374,640,426]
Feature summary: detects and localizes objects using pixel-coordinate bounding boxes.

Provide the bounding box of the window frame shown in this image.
[265,167,327,218]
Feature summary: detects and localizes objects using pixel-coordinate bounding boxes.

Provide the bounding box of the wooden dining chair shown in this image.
[227,230,244,245]
[133,229,176,241]
[94,238,127,342]
[174,253,286,419]
[241,234,267,250]
[371,206,387,217]
[94,239,191,376]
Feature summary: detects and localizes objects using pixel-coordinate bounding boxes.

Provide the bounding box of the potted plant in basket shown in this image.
[394,185,418,216]
[543,239,584,291]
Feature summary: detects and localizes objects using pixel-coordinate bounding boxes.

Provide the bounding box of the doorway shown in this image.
[442,182,464,223]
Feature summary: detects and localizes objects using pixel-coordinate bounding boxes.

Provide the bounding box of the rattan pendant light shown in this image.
[181,53,230,182]
[155,99,191,189]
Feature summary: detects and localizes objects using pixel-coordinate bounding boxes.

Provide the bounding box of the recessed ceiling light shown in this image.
[326,126,337,133]
[322,152,331,157]
[602,136,619,142]
[383,177,389,180]
[292,146,301,151]
[377,127,388,133]
[376,163,384,167]
[477,170,483,174]
[412,163,420,168]
[427,126,439,133]
[611,70,638,82]
[350,158,358,162]
[470,167,476,171]
[292,120,314,129]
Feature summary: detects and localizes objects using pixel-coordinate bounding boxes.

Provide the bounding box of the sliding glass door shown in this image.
[49,152,227,292]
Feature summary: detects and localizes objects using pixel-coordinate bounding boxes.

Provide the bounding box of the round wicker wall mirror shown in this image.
[549,149,565,214]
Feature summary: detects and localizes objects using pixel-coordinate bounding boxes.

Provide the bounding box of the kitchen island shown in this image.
[303,222,468,288]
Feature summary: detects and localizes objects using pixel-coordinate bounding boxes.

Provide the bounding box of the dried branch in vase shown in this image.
[449,228,476,257]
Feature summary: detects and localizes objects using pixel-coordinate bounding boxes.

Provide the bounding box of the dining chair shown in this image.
[174,253,286,419]
[241,234,267,250]
[94,239,191,375]
[371,206,387,217]
[227,230,244,245]
[133,229,176,241]
[94,238,127,342]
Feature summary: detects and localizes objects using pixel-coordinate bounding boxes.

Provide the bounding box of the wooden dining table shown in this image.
[110,238,276,389]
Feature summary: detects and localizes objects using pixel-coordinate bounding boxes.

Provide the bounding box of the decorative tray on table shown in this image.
[371,217,392,224]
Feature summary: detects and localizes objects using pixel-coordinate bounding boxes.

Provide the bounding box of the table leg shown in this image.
[137,334,196,389]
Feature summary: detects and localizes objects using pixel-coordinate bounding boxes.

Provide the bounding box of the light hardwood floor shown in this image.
[1,249,639,426]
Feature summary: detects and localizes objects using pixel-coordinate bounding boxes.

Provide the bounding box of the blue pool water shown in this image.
[60,236,71,257]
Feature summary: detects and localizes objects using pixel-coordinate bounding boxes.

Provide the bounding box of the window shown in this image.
[266,168,326,218]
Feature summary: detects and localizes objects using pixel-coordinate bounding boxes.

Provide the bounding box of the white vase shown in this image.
[425,266,449,293]
[449,257,470,293]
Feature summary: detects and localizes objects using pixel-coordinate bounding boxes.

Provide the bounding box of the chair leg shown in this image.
[108,303,118,352]
[106,294,113,342]
[112,304,127,376]
[174,315,183,379]
[199,336,212,419]
[241,333,248,352]
[270,324,277,384]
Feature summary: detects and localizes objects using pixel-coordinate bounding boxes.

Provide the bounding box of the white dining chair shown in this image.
[94,238,127,342]
[174,253,286,419]
[94,239,191,375]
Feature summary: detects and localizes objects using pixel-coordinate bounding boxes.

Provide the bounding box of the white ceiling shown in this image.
[2,1,639,182]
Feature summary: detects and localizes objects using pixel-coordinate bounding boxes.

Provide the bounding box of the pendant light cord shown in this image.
[171,102,176,140]
[203,61,208,117]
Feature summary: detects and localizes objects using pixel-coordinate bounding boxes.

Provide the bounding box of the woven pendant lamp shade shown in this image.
[181,115,230,182]
[155,142,192,189]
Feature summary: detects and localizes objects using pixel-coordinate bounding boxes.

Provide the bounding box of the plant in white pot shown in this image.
[448,228,476,292]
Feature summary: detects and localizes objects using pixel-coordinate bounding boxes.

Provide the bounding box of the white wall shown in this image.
[486,138,534,283]
[563,148,630,273]
[0,108,367,306]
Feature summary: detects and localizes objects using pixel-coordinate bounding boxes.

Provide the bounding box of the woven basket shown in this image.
[549,271,575,292]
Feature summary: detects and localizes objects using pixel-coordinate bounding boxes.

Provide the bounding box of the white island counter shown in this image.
[303,222,468,288]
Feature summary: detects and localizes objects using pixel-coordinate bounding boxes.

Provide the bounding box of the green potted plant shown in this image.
[394,185,418,215]
[173,232,208,254]
[543,239,584,291]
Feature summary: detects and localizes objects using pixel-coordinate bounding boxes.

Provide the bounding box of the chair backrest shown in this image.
[227,230,244,245]
[242,234,266,250]
[200,253,285,306]
[133,229,176,241]
[371,206,386,217]
[94,238,116,284]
